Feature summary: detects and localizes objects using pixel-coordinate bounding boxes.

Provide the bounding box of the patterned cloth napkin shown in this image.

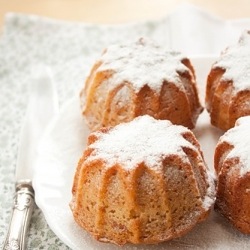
[1,4,250,249]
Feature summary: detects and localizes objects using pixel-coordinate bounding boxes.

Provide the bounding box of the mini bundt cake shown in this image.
[214,115,250,234]
[81,38,203,131]
[70,115,215,245]
[206,30,250,131]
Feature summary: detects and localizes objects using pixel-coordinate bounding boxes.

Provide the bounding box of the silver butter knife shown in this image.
[3,67,59,250]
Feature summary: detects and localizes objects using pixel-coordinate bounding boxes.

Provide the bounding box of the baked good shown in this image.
[206,30,250,131]
[81,38,203,131]
[70,115,215,245]
[214,115,250,234]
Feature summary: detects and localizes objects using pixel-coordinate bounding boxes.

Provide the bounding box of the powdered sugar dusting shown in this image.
[202,171,216,210]
[219,115,250,176]
[97,38,188,93]
[87,115,195,170]
[214,30,250,92]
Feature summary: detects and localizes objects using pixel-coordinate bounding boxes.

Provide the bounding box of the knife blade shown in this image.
[3,66,59,250]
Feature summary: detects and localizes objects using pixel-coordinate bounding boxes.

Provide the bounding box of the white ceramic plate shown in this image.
[33,56,250,250]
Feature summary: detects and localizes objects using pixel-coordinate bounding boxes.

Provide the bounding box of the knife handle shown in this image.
[3,180,35,250]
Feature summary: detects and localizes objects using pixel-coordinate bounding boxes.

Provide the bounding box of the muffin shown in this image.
[206,30,250,130]
[214,115,250,234]
[70,115,215,245]
[81,38,203,131]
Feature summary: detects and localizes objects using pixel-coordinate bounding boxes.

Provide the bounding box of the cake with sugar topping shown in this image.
[81,38,203,131]
[70,115,215,245]
[214,115,250,234]
[206,30,250,131]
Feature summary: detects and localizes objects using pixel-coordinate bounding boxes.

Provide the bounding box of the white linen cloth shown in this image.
[1,4,250,249]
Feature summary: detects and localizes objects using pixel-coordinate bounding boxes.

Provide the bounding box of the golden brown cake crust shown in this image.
[214,116,250,234]
[70,115,215,245]
[81,39,203,131]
